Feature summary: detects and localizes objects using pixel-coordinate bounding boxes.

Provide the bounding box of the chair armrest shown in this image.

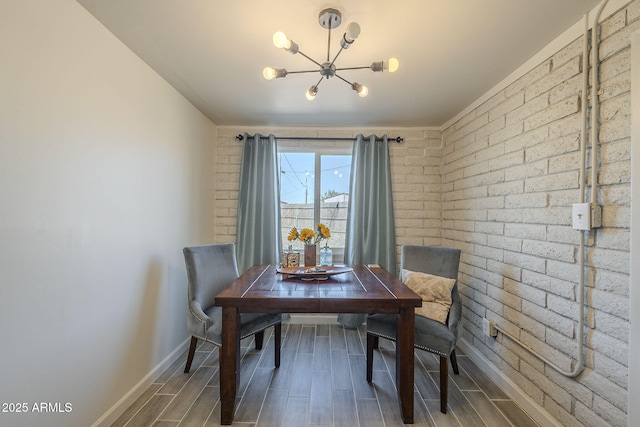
[188,300,211,331]
[447,282,462,338]
[447,300,461,335]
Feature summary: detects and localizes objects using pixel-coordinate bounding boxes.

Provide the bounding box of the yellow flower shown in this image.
[317,223,331,240]
[287,227,299,241]
[288,223,330,245]
[298,228,316,244]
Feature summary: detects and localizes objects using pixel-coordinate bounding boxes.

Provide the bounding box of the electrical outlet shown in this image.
[482,318,497,337]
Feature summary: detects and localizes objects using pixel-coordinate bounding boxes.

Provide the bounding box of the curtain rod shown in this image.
[235,134,404,143]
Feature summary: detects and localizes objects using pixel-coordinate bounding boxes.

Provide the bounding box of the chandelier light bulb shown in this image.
[263,67,276,80]
[345,22,361,42]
[273,31,291,49]
[352,82,368,97]
[263,68,288,80]
[387,57,399,73]
[306,85,318,101]
[371,58,400,73]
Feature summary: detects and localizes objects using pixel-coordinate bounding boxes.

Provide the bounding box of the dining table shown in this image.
[214,263,422,425]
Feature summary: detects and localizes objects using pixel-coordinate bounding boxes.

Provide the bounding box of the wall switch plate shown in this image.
[482,318,497,337]
[572,203,591,230]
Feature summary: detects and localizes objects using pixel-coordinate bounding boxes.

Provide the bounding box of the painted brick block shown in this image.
[522,239,575,263]
[506,93,549,126]
[579,369,628,413]
[525,57,581,102]
[522,269,575,299]
[520,361,572,411]
[525,96,581,132]
[522,300,575,338]
[593,352,628,389]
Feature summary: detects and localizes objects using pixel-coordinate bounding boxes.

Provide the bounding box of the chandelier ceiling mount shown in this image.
[263,8,399,100]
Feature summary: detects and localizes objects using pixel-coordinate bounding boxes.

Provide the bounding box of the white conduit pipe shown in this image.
[493,0,608,377]
[591,0,608,207]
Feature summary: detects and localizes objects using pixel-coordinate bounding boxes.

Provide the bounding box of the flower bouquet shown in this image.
[288,223,330,267]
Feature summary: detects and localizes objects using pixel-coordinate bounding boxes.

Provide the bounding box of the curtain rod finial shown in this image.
[236,134,244,141]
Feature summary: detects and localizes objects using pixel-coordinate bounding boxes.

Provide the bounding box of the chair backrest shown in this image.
[183,243,240,311]
[400,245,461,280]
[400,245,462,329]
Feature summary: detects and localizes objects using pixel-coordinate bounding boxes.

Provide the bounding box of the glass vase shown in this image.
[320,244,333,266]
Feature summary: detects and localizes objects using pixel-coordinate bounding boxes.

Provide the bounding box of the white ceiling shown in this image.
[77,0,601,128]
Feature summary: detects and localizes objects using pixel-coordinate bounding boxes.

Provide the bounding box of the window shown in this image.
[279,147,352,263]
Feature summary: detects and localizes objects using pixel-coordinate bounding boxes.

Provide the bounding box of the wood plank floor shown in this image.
[111,323,540,427]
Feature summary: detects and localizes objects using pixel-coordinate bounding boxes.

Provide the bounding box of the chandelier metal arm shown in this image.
[334,73,353,86]
[297,50,324,68]
[328,45,345,69]
[335,66,372,72]
[326,22,333,62]
[286,69,323,75]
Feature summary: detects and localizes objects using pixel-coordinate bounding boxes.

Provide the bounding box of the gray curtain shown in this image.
[236,133,281,274]
[338,134,397,329]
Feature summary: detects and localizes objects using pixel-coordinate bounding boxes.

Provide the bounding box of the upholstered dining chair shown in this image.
[182,243,286,373]
[366,245,462,413]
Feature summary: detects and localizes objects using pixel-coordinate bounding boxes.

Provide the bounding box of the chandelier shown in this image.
[263,8,399,100]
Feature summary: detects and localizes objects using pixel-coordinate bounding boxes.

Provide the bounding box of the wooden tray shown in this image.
[276,266,353,280]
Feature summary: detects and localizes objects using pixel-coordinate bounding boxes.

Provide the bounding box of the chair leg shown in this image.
[274,323,281,368]
[372,335,379,349]
[184,336,198,373]
[255,330,264,350]
[439,355,448,413]
[450,349,459,375]
[366,334,375,382]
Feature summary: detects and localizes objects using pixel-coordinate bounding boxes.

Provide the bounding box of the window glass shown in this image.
[280,152,316,251]
[279,150,351,264]
[319,155,350,255]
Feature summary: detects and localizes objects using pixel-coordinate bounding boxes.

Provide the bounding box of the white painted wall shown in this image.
[0,1,216,425]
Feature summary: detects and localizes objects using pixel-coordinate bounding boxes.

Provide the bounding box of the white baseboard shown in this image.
[458,338,562,427]
[91,337,190,427]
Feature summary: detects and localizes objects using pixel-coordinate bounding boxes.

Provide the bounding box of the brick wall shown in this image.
[213,129,242,244]
[442,2,635,426]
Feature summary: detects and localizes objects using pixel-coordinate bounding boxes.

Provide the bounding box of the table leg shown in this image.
[396,307,415,424]
[220,307,240,425]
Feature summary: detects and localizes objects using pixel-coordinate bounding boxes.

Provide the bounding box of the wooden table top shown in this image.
[214,264,422,314]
